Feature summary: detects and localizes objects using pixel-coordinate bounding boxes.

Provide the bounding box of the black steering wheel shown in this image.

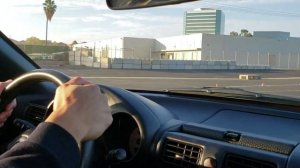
[0,69,94,168]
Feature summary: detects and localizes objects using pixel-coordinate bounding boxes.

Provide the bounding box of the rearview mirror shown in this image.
[106,0,198,10]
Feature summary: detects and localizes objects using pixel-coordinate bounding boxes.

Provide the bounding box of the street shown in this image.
[43,65,300,99]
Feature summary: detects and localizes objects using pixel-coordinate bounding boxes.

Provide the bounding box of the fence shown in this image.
[69,51,271,70]
[70,46,300,70]
[16,44,70,63]
[17,44,69,54]
[203,50,300,70]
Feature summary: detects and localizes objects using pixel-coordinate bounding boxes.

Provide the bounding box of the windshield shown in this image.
[1,0,300,100]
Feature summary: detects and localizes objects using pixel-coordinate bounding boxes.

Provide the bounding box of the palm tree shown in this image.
[43,0,57,47]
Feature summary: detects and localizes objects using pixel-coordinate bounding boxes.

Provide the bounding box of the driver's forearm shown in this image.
[0,122,81,168]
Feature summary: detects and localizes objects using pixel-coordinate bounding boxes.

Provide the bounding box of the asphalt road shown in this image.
[42,65,300,99]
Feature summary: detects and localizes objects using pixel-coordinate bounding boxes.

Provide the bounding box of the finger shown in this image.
[0,108,10,126]
[0,111,9,122]
[0,80,12,94]
[3,110,12,119]
[66,77,91,85]
[0,110,13,127]
[6,99,17,111]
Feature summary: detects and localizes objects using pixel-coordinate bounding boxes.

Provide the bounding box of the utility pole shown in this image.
[278,53,281,68]
[257,51,260,65]
[149,48,152,61]
[234,50,237,62]
[222,50,225,60]
[288,53,291,69]
[297,52,300,69]
[247,52,249,65]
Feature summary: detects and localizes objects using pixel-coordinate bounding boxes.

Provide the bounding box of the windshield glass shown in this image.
[1,0,300,100]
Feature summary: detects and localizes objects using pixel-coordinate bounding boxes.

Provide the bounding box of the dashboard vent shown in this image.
[162,138,203,168]
[224,154,277,168]
[25,104,47,124]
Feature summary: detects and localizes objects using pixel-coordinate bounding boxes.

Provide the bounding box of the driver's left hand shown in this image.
[0,80,17,127]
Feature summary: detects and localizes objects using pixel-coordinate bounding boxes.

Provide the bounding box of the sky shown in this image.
[0,0,300,44]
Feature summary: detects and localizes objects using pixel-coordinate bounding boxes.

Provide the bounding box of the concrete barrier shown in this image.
[239,74,262,80]
[93,62,100,68]
[71,57,273,70]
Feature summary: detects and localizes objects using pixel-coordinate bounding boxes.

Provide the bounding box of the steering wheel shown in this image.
[0,69,94,168]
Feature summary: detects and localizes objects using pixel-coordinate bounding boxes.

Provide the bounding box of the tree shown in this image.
[25,36,44,45]
[230,31,239,36]
[71,40,78,46]
[43,0,57,47]
[239,29,252,37]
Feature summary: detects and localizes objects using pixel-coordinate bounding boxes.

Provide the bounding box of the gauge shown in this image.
[129,127,141,156]
[103,112,142,160]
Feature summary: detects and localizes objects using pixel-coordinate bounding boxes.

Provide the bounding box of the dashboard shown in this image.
[139,91,300,168]
[4,84,300,168]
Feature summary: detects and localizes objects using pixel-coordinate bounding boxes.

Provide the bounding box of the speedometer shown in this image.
[103,112,142,160]
[129,127,141,156]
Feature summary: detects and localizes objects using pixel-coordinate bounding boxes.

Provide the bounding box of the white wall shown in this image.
[73,34,300,69]
[73,38,123,59]
[153,34,203,60]
[201,34,300,69]
[123,37,155,59]
[155,34,203,51]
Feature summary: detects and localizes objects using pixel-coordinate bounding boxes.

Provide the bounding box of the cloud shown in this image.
[3,0,40,7]
[102,13,124,19]
[58,0,109,10]
[55,17,79,22]
[102,12,180,24]
[112,20,143,28]
[82,16,107,22]
[2,0,299,44]
[225,18,300,37]
[209,0,297,4]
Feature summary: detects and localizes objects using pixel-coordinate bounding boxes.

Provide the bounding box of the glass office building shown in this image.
[184,8,225,35]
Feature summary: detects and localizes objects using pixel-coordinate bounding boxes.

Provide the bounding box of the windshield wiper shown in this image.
[165,87,261,97]
[164,87,300,106]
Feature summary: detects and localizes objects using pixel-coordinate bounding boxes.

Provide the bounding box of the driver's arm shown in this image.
[0,77,113,168]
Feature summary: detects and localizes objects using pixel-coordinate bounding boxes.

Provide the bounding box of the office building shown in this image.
[184,8,225,35]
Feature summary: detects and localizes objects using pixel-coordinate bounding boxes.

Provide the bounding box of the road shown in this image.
[42,65,300,99]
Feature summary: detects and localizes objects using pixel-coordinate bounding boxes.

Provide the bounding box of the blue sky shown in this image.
[1,0,300,44]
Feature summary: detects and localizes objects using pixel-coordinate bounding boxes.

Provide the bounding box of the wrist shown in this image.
[45,107,85,143]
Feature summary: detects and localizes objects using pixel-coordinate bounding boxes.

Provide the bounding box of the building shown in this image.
[201,33,300,69]
[184,8,225,35]
[72,37,155,60]
[73,32,300,70]
[253,31,290,40]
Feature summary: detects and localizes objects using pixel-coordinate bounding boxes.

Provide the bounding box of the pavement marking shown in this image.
[259,90,300,98]
[82,76,300,80]
[82,76,239,80]
[260,89,300,93]
[228,83,300,88]
[264,77,300,80]
[65,69,78,73]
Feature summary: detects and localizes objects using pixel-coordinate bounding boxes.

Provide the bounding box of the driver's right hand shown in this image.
[45,77,113,143]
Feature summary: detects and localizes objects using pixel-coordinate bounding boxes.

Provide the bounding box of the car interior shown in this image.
[1,1,300,168]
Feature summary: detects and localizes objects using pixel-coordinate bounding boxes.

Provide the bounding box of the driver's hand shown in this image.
[45,77,113,143]
[0,80,17,127]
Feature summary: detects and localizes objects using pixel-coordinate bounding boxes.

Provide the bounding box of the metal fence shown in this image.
[69,46,300,70]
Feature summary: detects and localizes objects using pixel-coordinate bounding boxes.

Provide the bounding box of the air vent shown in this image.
[162,138,203,168]
[224,154,277,168]
[25,104,47,124]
